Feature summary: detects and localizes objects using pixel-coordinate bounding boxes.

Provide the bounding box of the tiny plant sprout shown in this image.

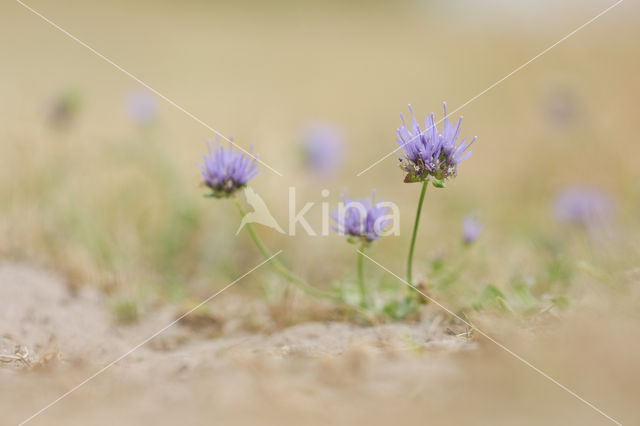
[397,103,477,292]
[331,190,392,307]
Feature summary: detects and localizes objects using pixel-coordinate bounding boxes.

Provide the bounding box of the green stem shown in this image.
[233,198,334,300]
[407,181,428,289]
[357,244,367,307]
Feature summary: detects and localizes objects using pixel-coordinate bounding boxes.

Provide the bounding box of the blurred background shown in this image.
[1,0,639,314]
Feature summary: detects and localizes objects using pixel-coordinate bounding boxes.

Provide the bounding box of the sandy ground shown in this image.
[0,262,637,426]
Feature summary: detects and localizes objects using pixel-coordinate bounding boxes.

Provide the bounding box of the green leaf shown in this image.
[474,284,512,313]
[510,282,537,310]
[111,299,138,324]
[431,178,446,188]
[495,296,514,313]
[482,284,505,300]
[403,173,424,183]
[430,258,445,272]
[550,295,570,310]
[382,298,418,320]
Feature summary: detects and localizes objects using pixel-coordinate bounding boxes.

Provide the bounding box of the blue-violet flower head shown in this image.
[199,138,259,198]
[462,213,483,244]
[331,190,391,243]
[301,123,344,178]
[553,186,615,227]
[397,102,476,184]
[127,89,158,125]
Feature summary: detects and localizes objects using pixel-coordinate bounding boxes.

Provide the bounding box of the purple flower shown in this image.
[301,123,344,177]
[199,138,259,197]
[127,89,157,124]
[462,214,483,244]
[332,190,391,243]
[553,186,615,227]
[397,103,476,183]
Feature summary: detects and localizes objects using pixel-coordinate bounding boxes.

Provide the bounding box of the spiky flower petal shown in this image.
[199,138,259,197]
[331,190,391,243]
[397,103,476,184]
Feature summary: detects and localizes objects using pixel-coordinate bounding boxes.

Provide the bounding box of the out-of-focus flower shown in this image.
[543,88,582,128]
[48,89,82,129]
[127,89,157,124]
[331,190,391,243]
[301,123,344,177]
[199,138,259,198]
[462,214,483,244]
[553,186,615,227]
[397,103,476,185]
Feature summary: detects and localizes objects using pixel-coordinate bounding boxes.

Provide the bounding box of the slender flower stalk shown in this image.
[332,190,391,307]
[357,244,367,307]
[396,103,476,290]
[406,181,428,287]
[233,199,334,300]
[199,141,379,323]
[200,139,333,300]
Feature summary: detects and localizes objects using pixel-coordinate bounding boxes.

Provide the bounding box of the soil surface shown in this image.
[1,262,636,426]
